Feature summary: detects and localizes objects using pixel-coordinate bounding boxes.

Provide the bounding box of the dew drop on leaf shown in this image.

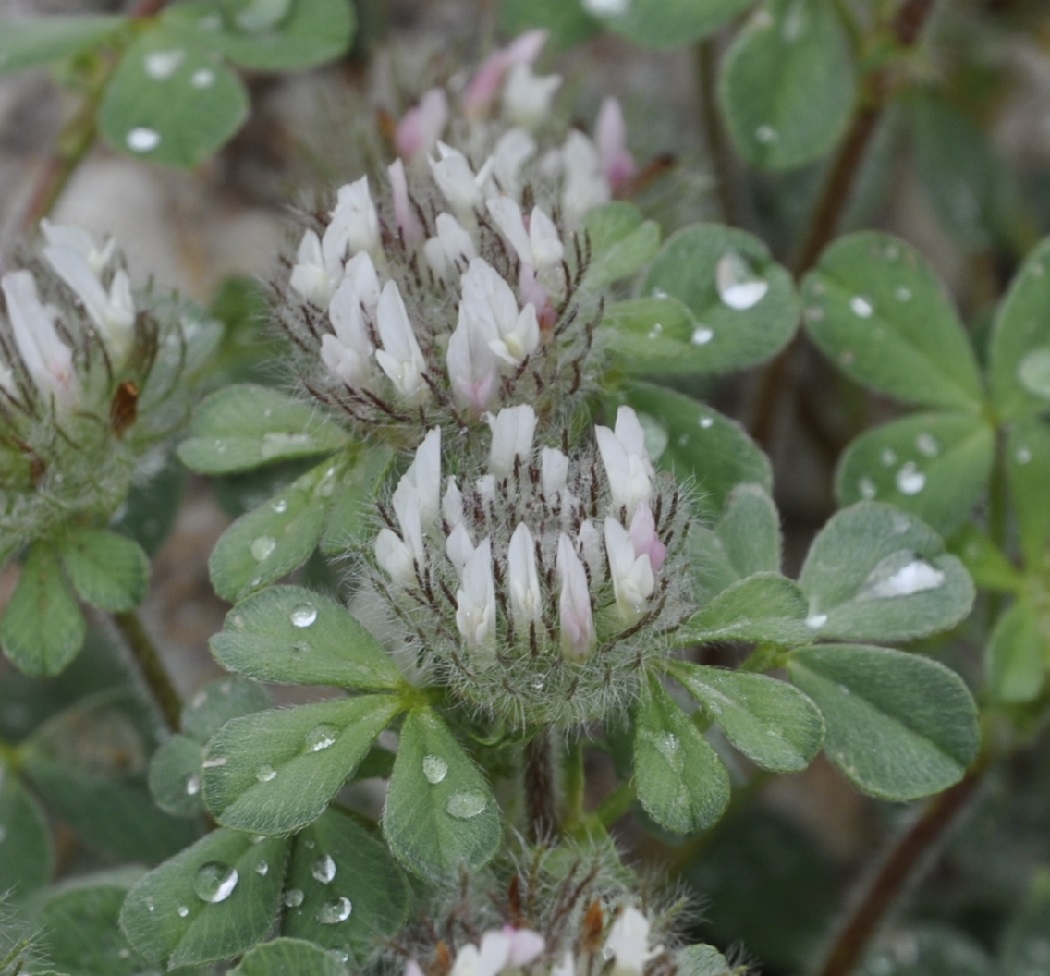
[647,322,663,339]
[880,448,897,467]
[698,414,714,429]
[249,535,276,561]
[915,432,939,457]
[806,614,827,629]
[690,325,714,346]
[715,251,769,310]
[190,68,215,89]
[858,477,876,500]
[849,296,874,318]
[193,862,239,903]
[143,50,184,80]
[311,854,337,884]
[260,431,314,459]
[176,905,189,918]
[445,789,488,819]
[316,896,352,924]
[185,773,201,796]
[127,127,161,153]
[895,462,926,495]
[255,765,276,783]
[863,557,945,599]
[304,725,338,753]
[273,499,288,514]
[255,861,269,875]
[582,0,630,15]
[1017,347,1050,399]
[290,603,318,628]
[1016,445,1032,464]
[284,888,305,908]
[896,286,912,301]
[755,125,777,144]
[422,754,448,784]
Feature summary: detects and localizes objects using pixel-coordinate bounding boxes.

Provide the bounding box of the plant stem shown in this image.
[695,37,740,226]
[113,611,182,733]
[812,761,986,976]
[564,737,586,828]
[524,730,558,842]
[594,780,635,829]
[749,0,940,449]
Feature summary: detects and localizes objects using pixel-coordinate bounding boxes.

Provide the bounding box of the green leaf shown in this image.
[203,695,400,834]
[951,525,1023,594]
[111,455,186,555]
[211,585,402,691]
[57,529,149,612]
[633,677,729,833]
[679,574,814,645]
[716,483,782,576]
[787,644,979,800]
[40,881,161,976]
[229,938,346,976]
[320,446,395,555]
[687,527,741,606]
[164,0,354,71]
[178,385,348,474]
[1000,870,1050,976]
[208,460,334,602]
[910,93,1020,253]
[989,238,1050,419]
[383,708,501,882]
[0,15,126,73]
[582,202,661,288]
[1,545,85,677]
[1006,418,1050,570]
[281,809,409,963]
[597,0,753,48]
[798,502,974,642]
[621,384,772,520]
[119,828,289,969]
[802,232,984,409]
[148,734,206,818]
[181,676,275,744]
[0,768,54,897]
[719,0,856,169]
[497,0,601,49]
[834,411,995,536]
[986,599,1046,704]
[670,662,824,773]
[636,225,799,373]
[99,28,249,168]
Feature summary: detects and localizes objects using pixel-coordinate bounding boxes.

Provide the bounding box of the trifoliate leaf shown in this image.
[58,529,149,612]
[787,644,979,800]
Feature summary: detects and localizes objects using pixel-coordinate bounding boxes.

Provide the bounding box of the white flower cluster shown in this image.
[370,402,688,728]
[403,908,663,976]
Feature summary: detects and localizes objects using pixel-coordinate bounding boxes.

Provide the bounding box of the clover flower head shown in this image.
[368,405,692,729]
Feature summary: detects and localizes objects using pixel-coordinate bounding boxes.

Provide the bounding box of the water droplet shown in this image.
[651,286,668,299]
[1016,445,1033,464]
[312,855,337,884]
[284,888,305,908]
[858,477,876,500]
[806,613,827,629]
[304,725,338,753]
[880,448,897,466]
[291,640,312,654]
[781,0,807,41]
[716,251,769,310]
[193,862,239,903]
[422,754,448,784]
[127,127,161,153]
[755,125,777,143]
[654,732,681,768]
[849,296,874,318]
[190,67,215,89]
[699,414,715,429]
[445,789,488,819]
[176,904,189,918]
[144,49,184,80]
[186,773,201,796]
[290,603,318,628]
[895,462,925,495]
[273,499,288,514]
[255,861,269,875]
[260,431,314,459]
[915,432,939,457]
[316,896,353,924]
[676,433,690,447]
[250,535,276,561]
[895,286,912,301]
[690,325,714,346]
[863,556,945,599]
[1018,347,1050,398]
[256,765,276,783]
[530,677,545,691]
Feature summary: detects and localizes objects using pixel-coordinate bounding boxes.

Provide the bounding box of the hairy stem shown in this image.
[813,763,986,976]
[524,730,558,842]
[113,611,182,733]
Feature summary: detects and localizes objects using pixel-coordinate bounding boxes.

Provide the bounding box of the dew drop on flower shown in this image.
[190,68,215,89]
[422,754,448,784]
[895,462,925,495]
[193,862,239,903]
[1017,348,1050,399]
[143,49,184,80]
[716,251,769,310]
[445,790,488,819]
[284,888,305,908]
[312,855,337,884]
[690,325,714,346]
[290,603,318,628]
[255,765,276,783]
[176,905,189,918]
[304,725,338,752]
[127,127,161,153]
[317,897,353,924]
[849,296,874,318]
[250,535,276,561]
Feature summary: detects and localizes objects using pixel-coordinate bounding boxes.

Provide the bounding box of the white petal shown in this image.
[487,404,536,477]
[375,280,428,400]
[507,522,542,634]
[557,532,594,661]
